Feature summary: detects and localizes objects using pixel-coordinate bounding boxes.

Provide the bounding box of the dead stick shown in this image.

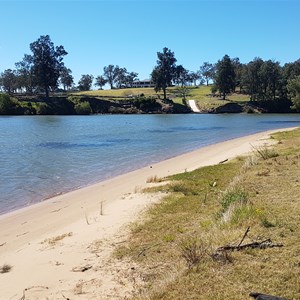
[238,227,250,247]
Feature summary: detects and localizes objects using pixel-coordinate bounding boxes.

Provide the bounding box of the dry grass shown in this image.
[41,232,73,246]
[146,175,164,183]
[0,264,12,273]
[113,128,300,300]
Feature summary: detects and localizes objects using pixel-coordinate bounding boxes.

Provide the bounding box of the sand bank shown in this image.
[0,128,296,299]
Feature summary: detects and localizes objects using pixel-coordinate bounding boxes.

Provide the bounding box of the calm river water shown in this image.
[0,114,299,214]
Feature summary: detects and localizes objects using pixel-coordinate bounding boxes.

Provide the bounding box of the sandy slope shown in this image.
[0,128,295,299]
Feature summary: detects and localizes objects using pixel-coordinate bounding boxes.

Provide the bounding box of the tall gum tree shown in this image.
[30,35,67,99]
[151,47,177,100]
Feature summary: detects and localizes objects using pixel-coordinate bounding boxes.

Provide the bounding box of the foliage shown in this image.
[60,67,74,90]
[94,75,107,89]
[78,74,94,91]
[29,35,68,99]
[0,93,14,114]
[74,101,92,115]
[0,69,17,94]
[287,76,300,111]
[214,54,236,100]
[151,47,177,100]
[199,62,215,86]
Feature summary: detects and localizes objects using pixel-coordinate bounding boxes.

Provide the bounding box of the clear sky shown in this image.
[1,0,300,86]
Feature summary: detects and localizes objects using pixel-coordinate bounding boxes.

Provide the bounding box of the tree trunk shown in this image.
[222,92,226,100]
[163,88,167,100]
[45,86,49,100]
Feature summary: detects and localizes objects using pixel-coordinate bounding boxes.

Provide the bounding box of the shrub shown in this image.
[75,101,92,115]
[221,188,248,211]
[253,145,279,160]
[0,94,16,114]
[36,102,52,115]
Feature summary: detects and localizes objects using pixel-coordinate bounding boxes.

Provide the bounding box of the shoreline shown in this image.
[0,127,297,299]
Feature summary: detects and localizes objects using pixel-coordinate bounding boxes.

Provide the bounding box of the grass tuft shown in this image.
[0,264,12,273]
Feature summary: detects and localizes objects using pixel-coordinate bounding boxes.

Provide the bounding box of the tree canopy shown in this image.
[151,47,177,100]
[29,35,68,99]
[214,55,236,100]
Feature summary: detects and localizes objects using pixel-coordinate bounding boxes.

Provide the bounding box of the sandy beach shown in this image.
[0,128,296,299]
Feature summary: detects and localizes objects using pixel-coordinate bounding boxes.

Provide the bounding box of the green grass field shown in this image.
[74,85,250,110]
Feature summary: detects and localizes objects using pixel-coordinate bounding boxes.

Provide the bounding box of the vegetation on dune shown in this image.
[114,128,300,300]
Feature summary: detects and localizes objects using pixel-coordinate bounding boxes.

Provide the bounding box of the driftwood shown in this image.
[216,238,283,253]
[249,292,288,300]
[214,227,283,254]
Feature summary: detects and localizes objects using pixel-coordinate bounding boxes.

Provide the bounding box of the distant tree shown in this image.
[60,67,74,91]
[15,54,36,94]
[174,65,189,87]
[78,74,94,91]
[103,65,118,89]
[29,35,68,99]
[151,47,177,100]
[231,57,244,92]
[95,75,107,89]
[115,67,128,88]
[189,71,203,86]
[287,76,300,111]
[0,69,17,94]
[242,57,264,100]
[199,62,215,86]
[214,55,236,100]
[173,65,191,100]
[259,60,282,101]
[125,71,139,87]
[283,59,300,81]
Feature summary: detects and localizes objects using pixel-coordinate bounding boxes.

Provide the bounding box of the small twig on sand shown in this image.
[219,159,228,164]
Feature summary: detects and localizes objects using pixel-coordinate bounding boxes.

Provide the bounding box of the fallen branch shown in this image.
[216,239,283,253]
[249,292,288,300]
[219,158,228,164]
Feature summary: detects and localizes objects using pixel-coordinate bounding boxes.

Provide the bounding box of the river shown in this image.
[0,114,299,214]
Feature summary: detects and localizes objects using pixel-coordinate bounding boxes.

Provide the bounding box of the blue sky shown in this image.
[1,0,300,86]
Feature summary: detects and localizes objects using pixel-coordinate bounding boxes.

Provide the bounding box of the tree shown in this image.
[60,67,74,91]
[242,57,264,100]
[287,76,300,111]
[30,35,67,99]
[78,74,94,91]
[151,47,177,100]
[0,69,17,94]
[95,75,107,90]
[15,54,36,94]
[103,65,118,89]
[214,55,236,100]
[199,62,215,86]
[259,60,282,101]
[125,72,138,87]
[189,71,203,86]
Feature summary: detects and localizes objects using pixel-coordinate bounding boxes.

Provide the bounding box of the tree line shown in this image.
[0,35,300,110]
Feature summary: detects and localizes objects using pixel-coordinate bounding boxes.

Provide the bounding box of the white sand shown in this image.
[0,128,296,299]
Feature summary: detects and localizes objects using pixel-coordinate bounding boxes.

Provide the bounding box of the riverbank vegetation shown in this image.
[1,35,300,114]
[114,128,300,299]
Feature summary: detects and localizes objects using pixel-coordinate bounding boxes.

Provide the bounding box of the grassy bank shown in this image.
[114,128,300,299]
